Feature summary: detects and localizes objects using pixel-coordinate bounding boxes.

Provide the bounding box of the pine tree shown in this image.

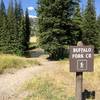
[37,0,79,59]
[7,0,18,54]
[0,0,7,53]
[71,1,82,45]
[25,8,31,50]
[97,15,100,50]
[14,0,27,55]
[82,0,99,53]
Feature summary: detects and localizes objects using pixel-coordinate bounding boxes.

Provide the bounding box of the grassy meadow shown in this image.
[21,55,100,100]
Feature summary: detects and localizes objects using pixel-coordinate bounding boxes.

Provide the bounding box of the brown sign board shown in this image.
[69,46,94,72]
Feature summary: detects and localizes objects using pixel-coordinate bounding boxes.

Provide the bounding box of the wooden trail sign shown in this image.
[69,42,94,100]
[70,46,94,72]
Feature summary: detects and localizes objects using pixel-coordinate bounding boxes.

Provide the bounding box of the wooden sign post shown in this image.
[76,72,83,100]
[69,42,94,100]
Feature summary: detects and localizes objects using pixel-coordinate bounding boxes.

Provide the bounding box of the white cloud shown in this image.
[28,7,34,11]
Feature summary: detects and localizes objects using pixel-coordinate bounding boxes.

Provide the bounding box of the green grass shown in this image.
[0,54,40,74]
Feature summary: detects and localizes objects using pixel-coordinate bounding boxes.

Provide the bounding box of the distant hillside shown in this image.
[29,16,38,25]
[29,16,38,36]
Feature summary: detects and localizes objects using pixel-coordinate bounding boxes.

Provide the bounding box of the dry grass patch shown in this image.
[0,54,40,74]
[30,36,37,43]
[83,55,100,99]
[21,55,100,100]
[22,60,75,100]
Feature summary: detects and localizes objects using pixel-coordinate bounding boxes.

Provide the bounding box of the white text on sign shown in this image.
[72,54,92,59]
[73,48,92,53]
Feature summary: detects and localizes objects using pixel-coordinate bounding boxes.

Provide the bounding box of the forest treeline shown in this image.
[37,0,100,60]
[0,0,100,60]
[0,0,30,56]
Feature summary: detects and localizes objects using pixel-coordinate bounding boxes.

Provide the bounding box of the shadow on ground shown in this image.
[82,89,95,100]
[25,48,45,58]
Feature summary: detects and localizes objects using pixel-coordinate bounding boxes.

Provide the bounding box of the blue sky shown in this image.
[80,0,100,16]
[3,0,100,17]
[3,0,37,16]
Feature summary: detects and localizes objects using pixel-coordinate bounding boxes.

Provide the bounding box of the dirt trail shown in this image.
[0,56,58,100]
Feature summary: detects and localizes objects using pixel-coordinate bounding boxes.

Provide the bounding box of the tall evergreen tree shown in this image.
[25,8,31,50]
[71,1,82,45]
[97,15,100,50]
[14,0,26,55]
[0,0,7,52]
[0,0,6,15]
[37,0,79,59]
[7,0,18,54]
[82,0,99,52]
